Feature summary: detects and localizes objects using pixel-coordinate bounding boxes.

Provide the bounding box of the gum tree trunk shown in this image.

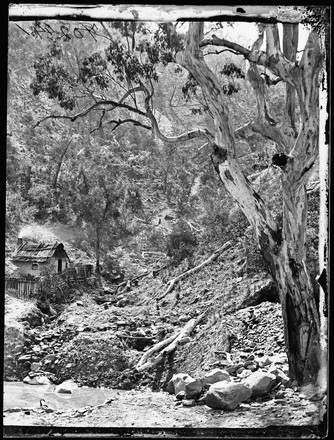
[177,22,323,385]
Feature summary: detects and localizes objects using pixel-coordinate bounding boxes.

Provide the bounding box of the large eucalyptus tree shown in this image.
[177,20,324,385]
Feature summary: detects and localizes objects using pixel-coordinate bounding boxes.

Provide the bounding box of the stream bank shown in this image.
[4,379,323,430]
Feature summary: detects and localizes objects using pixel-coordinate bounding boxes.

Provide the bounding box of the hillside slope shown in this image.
[5,238,280,389]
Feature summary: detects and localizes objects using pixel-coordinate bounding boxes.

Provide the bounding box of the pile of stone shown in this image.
[6,305,174,388]
[4,325,27,381]
[4,322,81,381]
[230,302,285,357]
[167,352,291,410]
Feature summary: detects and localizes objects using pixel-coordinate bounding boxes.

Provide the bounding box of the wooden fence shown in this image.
[5,278,38,300]
[53,265,93,285]
[5,264,94,300]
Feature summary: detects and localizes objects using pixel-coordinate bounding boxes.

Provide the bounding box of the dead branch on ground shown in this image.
[135,313,205,372]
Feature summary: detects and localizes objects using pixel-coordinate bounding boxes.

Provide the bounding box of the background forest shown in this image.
[6,21,264,274]
[6,18,319,286]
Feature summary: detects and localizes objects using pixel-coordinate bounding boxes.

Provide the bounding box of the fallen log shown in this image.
[135,313,204,372]
[157,241,232,301]
[135,332,179,370]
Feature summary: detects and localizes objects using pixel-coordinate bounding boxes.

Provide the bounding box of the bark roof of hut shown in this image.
[11,241,68,263]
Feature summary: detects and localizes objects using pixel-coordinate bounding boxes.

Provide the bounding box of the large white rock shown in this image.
[205,381,252,410]
[201,368,230,386]
[167,373,202,398]
[243,371,276,397]
[54,379,78,394]
[167,373,192,395]
[23,375,50,385]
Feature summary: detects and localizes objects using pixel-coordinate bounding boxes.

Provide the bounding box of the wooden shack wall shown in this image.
[11,260,49,276]
[12,256,69,276]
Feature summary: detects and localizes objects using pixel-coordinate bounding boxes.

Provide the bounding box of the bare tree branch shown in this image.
[199,35,298,88]
[204,48,238,56]
[33,97,147,128]
[282,23,299,137]
[90,109,106,134]
[140,81,214,144]
[108,118,151,132]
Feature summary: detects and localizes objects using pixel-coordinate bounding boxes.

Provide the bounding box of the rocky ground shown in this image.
[3,384,323,430]
[3,242,327,432]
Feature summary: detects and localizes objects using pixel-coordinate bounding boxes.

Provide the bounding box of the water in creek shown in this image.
[3,381,118,412]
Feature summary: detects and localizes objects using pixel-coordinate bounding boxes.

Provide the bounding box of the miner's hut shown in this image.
[10,239,71,276]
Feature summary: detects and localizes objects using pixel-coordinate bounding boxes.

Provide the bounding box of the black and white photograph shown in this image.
[4,4,330,438]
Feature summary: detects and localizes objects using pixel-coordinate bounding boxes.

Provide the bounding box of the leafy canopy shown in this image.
[30,22,184,111]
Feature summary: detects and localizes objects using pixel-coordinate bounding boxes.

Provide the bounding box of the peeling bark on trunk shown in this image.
[282,24,298,138]
[178,22,324,385]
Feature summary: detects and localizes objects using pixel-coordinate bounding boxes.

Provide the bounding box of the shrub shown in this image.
[146,230,166,253]
[165,223,198,266]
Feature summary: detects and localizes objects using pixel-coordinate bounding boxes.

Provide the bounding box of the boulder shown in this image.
[243,371,276,397]
[170,373,192,395]
[268,365,291,387]
[205,381,252,410]
[54,379,78,394]
[166,373,202,399]
[185,379,202,399]
[227,363,244,375]
[166,379,175,395]
[201,368,230,386]
[23,375,50,385]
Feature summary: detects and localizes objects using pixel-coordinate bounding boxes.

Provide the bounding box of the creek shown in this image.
[3,381,119,412]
